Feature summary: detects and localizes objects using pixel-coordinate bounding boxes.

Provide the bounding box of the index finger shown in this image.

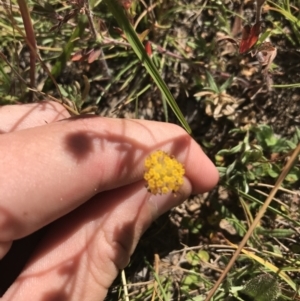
[0,117,219,241]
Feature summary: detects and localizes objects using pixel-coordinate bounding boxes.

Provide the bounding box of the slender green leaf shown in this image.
[205,71,219,93]
[103,0,191,133]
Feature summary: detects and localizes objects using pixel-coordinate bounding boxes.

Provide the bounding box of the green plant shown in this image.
[194,71,238,120]
[217,125,300,193]
[241,274,281,301]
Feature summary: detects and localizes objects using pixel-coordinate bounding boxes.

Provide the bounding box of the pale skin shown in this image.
[0,101,219,301]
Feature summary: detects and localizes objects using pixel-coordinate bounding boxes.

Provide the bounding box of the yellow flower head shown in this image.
[144,150,185,195]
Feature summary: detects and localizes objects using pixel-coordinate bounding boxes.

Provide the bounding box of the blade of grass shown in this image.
[272,83,300,88]
[145,256,171,301]
[96,58,140,104]
[103,0,191,133]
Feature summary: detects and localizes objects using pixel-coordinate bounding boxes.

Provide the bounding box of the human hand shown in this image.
[0,101,218,301]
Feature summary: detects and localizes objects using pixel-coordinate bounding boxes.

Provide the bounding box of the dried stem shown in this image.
[84,0,111,77]
[255,0,266,22]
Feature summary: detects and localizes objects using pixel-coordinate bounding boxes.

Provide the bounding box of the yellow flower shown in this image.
[144,150,185,195]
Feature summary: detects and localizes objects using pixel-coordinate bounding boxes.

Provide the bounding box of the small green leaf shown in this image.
[205,71,219,93]
[186,251,199,266]
[246,170,256,181]
[242,274,281,301]
[241,149,263,164]
[285,173,299,183]
[182,274,200,287]
[198,250,210,262]
[256,227,295,238]
[217,143,243,155]
[267,168,279,178]
[220,74,234,92]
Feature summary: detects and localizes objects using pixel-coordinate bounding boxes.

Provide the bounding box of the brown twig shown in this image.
[256,0,266,22]
[17,0,37,93]
[84,0,111,77]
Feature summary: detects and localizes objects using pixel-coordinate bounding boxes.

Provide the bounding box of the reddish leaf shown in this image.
[88,48,102,64]
[71,50,84,62]
[239,21,261,54]
[144,41,152,57]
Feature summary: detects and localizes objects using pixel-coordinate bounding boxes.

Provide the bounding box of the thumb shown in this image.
[2,178,193,301]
